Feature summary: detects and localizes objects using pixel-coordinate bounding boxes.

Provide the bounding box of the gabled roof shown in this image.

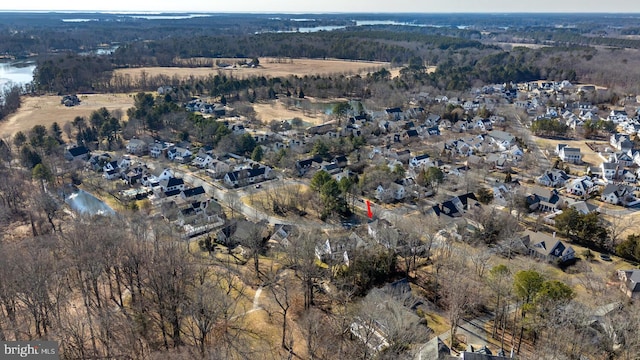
[182,186,205,198]
[67,146,90,157]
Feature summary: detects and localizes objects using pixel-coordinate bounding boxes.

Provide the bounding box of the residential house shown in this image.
[410,153,434,169]
[320,162,342,175]
[608,109,628,123]
[537,169,570,187]
[431,193,480,218]
[601,184,636,205]
[600,162,621,181]
[487,130,515,151]
[223,166,272,188]
[160,177,185,193]
[64,145,90,161]
[367,219,398,248]
[168,146,192,163]
[526,187,564,212]
[566,176,598,198]
[375,183,406,202]
[295,156,321,176]
[181,186,206,200]
[567,200,598,215]
[413,337,450,360]
[622,169,637,184]
[558,147,582,164]
[522,230,575,263]
[149,141,172,158]
[617,269,640,299]
[610,133,634,152]
[315,232,368,264]
[610,152,634,167]
[192,149,215,168]
[126,139,147,155]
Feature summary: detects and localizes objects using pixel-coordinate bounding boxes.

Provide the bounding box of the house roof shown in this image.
[182,186,205,198]
[164,189,181,197]
[68,146,89,157]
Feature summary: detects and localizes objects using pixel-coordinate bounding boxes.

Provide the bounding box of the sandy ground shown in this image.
[1,93,134,139]
[252,100,332,126]
[114,58,393,81]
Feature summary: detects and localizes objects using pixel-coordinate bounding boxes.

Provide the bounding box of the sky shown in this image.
[2,0,640,13]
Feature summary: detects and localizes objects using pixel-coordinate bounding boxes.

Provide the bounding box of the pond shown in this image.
[0,60,35,89]
[65,189,115,216]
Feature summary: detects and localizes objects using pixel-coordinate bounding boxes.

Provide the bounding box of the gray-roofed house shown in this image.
[522,230,575,263]
[601,184,636,205]
[536,169,570,187]
[126,139,147,155]
[617,269,640,299]
[64,145,90,161]
[558,147,582,164]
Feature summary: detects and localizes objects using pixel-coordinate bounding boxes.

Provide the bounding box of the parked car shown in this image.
[600,254,612,262]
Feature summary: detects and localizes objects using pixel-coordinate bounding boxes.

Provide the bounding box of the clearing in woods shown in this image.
[1,93,134,139]
[113,57,395,80]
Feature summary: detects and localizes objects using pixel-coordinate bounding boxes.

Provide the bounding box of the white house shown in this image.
[409,153,434,169]
[600,162,621,181]
[168,147,192,163]
[566,176,597,198]
[558,147,582,164]
[537,169,570,187]
[160,177,185,193]
[192,149,214,168]
[608,110,628,123]
[126,139,147,155]
[601,184,635,205]
[375,183,406,202]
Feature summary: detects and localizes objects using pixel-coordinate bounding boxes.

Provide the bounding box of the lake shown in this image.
[66,189,115,216]
[0,60,35,89]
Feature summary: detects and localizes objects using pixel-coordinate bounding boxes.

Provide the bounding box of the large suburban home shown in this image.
[526,187,564,212]
[558,146,582,164]
[409,153,434,169]
[610,133,634,152]
[64,145,90,161]
[160,177,185,193]
[223,166,272,188]
[617,269,640,299]
[522,230,575,263]
[610,152,634,167]
[487,130,515,151]
[126,139,147,155]
[601,184,636,206]
[566,176,598,198]
[148,141,173,158]
[608,109,628,123]
[600,162,621,181]
[537,169,570,187]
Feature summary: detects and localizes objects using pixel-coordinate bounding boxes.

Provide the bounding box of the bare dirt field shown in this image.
[533,136,606,169]
[252,100,332,126]
[0,93,134,139]
[114,57,393,81]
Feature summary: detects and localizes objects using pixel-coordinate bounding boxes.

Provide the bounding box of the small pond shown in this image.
[65,189,115,216]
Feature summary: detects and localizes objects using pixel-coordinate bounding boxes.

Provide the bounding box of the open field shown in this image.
[532,136,605,169]
[0,93,134,139]
[114,57,394,81]
[252,100,332,126]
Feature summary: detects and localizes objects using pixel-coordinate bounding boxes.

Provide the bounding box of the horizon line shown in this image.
[1,10,640,15]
